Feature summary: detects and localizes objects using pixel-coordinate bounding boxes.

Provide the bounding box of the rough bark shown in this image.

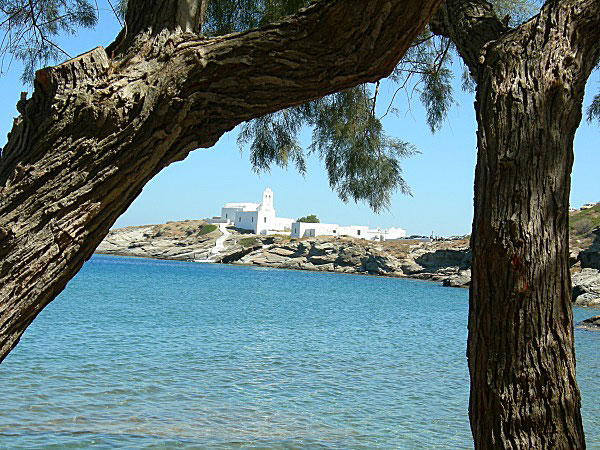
[435,0,600,447]
[0,0,443,363]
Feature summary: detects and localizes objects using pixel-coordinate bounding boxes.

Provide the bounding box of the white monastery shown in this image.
[209,188,294,235]
[209,188,406,241]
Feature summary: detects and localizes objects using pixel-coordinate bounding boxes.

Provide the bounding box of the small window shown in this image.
[357,230,361,236]
[264,217,267,223]
[239,217,241,222]
[251,217,253,222]
[333,230,336,234]
[225,214,228,218]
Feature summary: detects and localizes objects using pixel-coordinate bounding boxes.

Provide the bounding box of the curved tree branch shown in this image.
[0,0,443,362]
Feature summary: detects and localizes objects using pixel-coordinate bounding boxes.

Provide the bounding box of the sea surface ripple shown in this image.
[1,255,598,448]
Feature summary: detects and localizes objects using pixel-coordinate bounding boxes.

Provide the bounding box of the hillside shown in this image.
[96,220,222,260]
[570,203,600,239]
[569,203,600,261]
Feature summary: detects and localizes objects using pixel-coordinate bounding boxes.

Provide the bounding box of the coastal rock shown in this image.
[399,260,425,275]
[581,315,600,329]
[442,270,471,288]
[579,227,600,270]
[97,221,221,260]
[96,220,477,283]
[415,248,470,271]
[571,268,600,307]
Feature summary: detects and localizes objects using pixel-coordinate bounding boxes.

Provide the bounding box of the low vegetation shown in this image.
[198,224,218,236]
[238,237,260,247]
[570,203,600,239]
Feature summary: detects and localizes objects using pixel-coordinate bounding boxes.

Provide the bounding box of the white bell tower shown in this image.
[261,188,274,212]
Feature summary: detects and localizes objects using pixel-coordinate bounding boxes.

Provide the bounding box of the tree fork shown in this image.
[0,0,443,362]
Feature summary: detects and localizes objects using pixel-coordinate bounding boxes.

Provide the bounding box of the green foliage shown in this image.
[310,87,416,212]
[420,65,454,133]
[238,105,307,175]
[587,92,600,125]
[198,224,217,236]
[389,32,455,132]
[490,0,541,26]
[297,214,319,223]
[238,237,259,247]
[205,0,310,36]
[0,0,99,82]
[570,203,600,238]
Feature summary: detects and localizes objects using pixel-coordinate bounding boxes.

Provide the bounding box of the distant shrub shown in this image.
[198,224,218,236]
[239,237,259,247]
[572,218,594,237]
[297,214,320,223]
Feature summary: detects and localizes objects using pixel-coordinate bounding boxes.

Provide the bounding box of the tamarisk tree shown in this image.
[2,0,600,448]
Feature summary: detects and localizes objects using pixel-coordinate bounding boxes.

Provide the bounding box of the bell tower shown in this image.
[261,188,274,212]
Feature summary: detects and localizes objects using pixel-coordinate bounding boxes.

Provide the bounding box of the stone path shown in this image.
[211,224,230,256]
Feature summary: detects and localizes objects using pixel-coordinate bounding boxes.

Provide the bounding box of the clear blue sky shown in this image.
[1,6,598,236]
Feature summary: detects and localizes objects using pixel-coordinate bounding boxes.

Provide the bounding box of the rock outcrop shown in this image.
[229,239,406,276]
[571,268,600,307]
[97,220,472,284]
[214,236,471,285]
[581,315,600,329]
[96,220,222,260]
[579,227,600,270]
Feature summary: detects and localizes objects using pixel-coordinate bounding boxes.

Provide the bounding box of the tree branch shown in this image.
[0,0,443,362]
[429,0,507,75]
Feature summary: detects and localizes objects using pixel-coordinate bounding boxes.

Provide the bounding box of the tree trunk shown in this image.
[0,0,443,363]
[466,2,600,448]
[432,0,600,446]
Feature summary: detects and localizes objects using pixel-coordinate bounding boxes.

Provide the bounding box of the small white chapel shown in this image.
[213,188,294,235]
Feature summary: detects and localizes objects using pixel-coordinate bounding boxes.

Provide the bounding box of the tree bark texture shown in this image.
[0,0,443,363]
[440,0,600,447]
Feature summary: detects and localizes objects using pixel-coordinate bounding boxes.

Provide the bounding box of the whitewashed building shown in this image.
[290,222,406,241]
[211,188,294,235]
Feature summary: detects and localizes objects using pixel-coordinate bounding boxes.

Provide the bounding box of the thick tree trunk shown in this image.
[470,61,584,450]
[0,0,443,363]
[466,2,599,448]
[433,0,600,447]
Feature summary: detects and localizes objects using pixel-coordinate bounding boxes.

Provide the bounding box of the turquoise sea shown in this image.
[1,254,599,448]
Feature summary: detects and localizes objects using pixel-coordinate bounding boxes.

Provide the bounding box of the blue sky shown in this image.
[1,7,598,236]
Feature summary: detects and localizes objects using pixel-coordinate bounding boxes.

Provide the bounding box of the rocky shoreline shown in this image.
[97,220,600,329]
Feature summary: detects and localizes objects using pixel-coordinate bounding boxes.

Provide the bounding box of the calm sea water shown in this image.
[1,255,598,449]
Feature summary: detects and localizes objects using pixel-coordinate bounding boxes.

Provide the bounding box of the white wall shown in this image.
[235,211,259,233]
[272,217,294,231]
[221,207,241,222]
[337,226,369,239]
[291,222,340,238]
[385,227,407,239]
[291,222,405,240]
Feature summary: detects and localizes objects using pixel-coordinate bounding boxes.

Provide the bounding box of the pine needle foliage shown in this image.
[237,105,308,175]
[309,87,416,213]
[587,93,600,124]
[0,0,98,81]
[204,0,309,36]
